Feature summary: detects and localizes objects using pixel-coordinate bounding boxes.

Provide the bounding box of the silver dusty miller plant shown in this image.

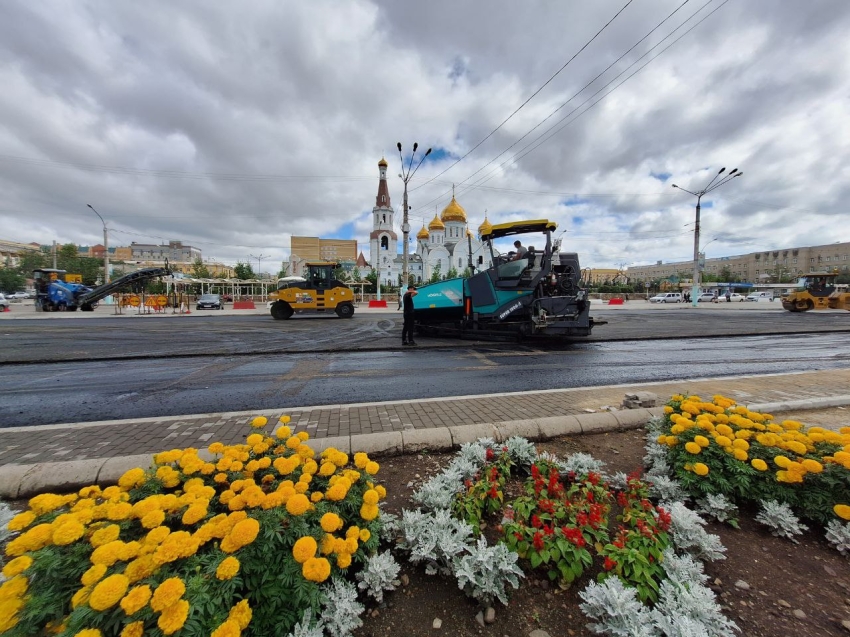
[558,452,606,477]
[285,609,324,637]
[502,436,537,471]
[356,550,401,603]
[825,520,850,556]
[399,508,473,575]
[319,578,364,637]
[579,577,656,637]
[695,493,740,528]
[662,501,726,561]
[412,471,465,511]
[755,499,808,543]
[0,499,16,544]
[647,475,689,503]
[452,536,525,606]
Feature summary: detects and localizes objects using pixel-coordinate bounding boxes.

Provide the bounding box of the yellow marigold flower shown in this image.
[656,434,667,444]
[715,424,733,437]
[2,556,33,579]
[693,463,709,476]
[365,461,380,475]
[834,504,850,521]
[692,435,709,448]
[221,518,261,553]
[144,525,171,545]
[158,598,189,635]
[29,493,65,516]
[320,533,336,555]
[251,416,268,428]
[785,441,807,455]
[360,504,379,521]
[354,452,369,469]
[120,584,152,615]
[293,536,318,563]
[714,435,732,447]
[311,492,324,503]
[359,529,371,542]
[80,563,107,586]
[71,630,101,637]
[246,433,263,446]
[801,459,823,474]
[319,462,337,477]
[209,442,226,454]
[211,620,242,637]
[665,436,678,447]
[337,552,352,568]
[106,502,133,521]
[302,556,331,583]
[731,438,748,451]
[276,425,292,439]
[262,492,285,510]
[375,485,387,499]
[150,577,185,613]
[120,621,144,637]
[296,431,310,442]
[181,505,207,526]
[663,405,674,414]
[228,599,253,630]
[285,436,301,450]
[89,573,130,611]
[294,482,309,495]
[684,442,701,455]
[733,449,748,462]
[7,511,36,532]
[286,493,311,516]
[345,526,360,539]
[141,509,166,529]
[321,513,343,533]
[118,468,147,490]
[774,455,791,469]
[89,540,124,567]
[670,424,684,435]
[215,556,240,580]
[124,555,156,583]
[751,458,768,471]
[5,523,51,556]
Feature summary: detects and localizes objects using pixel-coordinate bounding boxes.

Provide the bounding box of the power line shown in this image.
[459,0,731,198]
[413,0,636,191]
[413,0,693,205]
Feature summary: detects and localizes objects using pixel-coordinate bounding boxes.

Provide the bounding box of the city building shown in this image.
[0,240,41,267]
[627,241,850,283]
[367,158,492,285]
[128,240,201,262]
[290,236,358,277]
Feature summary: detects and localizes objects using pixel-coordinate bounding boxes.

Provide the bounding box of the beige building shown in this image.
[290,237,357,276]
[627,241,850,283]
[0,239,41,267]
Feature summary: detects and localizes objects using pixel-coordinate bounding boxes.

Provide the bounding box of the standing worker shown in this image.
[402,285,418,346]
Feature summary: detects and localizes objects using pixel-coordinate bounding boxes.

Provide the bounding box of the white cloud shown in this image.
[1,0,849,273]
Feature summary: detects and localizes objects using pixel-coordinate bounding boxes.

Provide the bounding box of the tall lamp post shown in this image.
[87,204,109,283]
[672,167,742,307]
[397,142,431,288]
[248,253,270,279]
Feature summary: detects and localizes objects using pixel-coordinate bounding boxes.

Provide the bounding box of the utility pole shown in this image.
[397,142,431,288]
[52,240,57,269]
[249,253,270,279]
[672,168,742,307]
[87,204,109,283]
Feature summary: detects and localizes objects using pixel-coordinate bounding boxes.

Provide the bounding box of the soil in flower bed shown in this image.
[360,428,850,637]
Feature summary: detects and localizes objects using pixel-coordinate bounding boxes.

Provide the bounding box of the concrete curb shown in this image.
[747,395,850,413]
[0,409,670,500]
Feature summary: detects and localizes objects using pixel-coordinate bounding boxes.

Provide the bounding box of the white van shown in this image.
[745,291,774,302]
[649,292,682,304]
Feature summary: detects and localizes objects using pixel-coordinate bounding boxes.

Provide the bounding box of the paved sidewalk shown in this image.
[2,368,849,470]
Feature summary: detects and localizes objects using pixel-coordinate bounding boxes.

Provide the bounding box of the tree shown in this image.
[429,262,442,284]
[16,249,49,274]
[446,266,458,280]
[333,267,346,282]
[233,262,255,280]
[0,268,26,293]
[351,267,361,282]
[365,268,378,293]
[277,263,290,279]
[191,258,211,279]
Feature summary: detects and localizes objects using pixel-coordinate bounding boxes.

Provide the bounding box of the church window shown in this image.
[458,258,463,267]
[381,236,389,250]
[382,213,386,222]
[478,256,484,265]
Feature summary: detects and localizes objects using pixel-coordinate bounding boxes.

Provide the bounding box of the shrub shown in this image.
[453,537,524,606]
[657,394,850,525]
[755,499,809,543]
[0,418,387,636]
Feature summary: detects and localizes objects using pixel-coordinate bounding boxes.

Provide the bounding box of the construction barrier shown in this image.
[608,298,624,305]
[233,300,256,310]
[368,300,388,308]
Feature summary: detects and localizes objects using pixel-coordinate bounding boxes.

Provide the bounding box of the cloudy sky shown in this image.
[2,0,849,274]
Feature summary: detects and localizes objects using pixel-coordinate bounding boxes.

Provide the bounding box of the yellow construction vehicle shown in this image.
[268,262,356,320]
[781,272,850,312]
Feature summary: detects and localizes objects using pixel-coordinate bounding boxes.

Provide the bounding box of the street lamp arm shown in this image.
[409,149,432,180]
[706,172,742,193]
[672,185,699,197]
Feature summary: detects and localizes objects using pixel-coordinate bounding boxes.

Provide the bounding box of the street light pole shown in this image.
[87,204,109,283]
[672,167,742,307]
[398,142,432,288]
[248,253,270,279]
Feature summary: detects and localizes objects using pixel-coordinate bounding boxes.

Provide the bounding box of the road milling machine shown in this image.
[268,262,356,320]
[781,272,850,312]
[412,219,600,339]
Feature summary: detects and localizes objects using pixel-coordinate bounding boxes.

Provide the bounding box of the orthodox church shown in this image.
[368,158,492,286]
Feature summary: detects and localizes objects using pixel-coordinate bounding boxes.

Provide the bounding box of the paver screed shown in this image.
[1,368,849,467]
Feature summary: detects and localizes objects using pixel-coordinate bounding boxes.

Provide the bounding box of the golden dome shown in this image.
[440,196,467,223]
[428,214,445,231]
[417,225,430,240]
[478,216,493,235]
[378,157,388,167]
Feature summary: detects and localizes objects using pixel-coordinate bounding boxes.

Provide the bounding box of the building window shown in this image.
[826,256,830,262]
[810,258,815,263]
[792,258,797,264]
[381,237,389,250]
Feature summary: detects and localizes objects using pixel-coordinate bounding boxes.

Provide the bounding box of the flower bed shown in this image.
[654,394,850,526]
[0,416,393,637]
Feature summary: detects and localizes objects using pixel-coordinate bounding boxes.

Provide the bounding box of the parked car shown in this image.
[196,294,223,310]
[697,292,719,303]
[746,291,774,302]
[0,294,9,310]
[649,292,682,303]
[8,291,29,300]
[721,293,745,302]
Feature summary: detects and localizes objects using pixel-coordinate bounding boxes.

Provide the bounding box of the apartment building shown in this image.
[289,236,357,276]
[627,241,850,283]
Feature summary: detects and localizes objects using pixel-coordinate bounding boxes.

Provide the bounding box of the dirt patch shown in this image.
[360,429,850,637]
